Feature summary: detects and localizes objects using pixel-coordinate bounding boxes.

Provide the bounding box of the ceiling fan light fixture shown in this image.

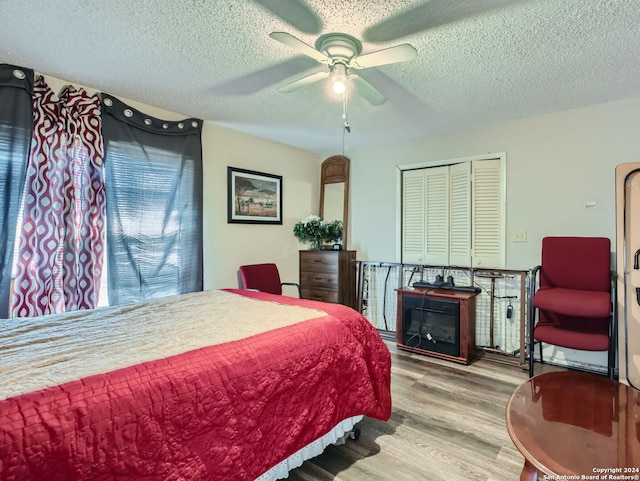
[331,63,348,95]
[270,30,412,106]
[316,33,362,63]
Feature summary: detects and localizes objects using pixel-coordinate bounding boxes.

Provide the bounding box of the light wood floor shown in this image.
[287,340,531,481]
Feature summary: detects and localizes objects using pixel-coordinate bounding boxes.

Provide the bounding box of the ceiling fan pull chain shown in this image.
[342,90,347,153]
[342,89,351,155]
[343,89,351,134]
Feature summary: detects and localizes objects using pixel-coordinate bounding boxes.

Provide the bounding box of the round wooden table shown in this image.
[506,371,640,480]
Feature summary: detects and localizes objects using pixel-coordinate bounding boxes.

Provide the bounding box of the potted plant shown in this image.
[325,220,343,246]
[293,215,343,250]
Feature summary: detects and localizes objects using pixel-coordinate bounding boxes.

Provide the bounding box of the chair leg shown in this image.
[528,305,536,378]
[529,341,544,378]
[527,267,539,378]
[539,341,543,365]
[607,339,616,380]
[608,313,617,380]
[528,337,536,378]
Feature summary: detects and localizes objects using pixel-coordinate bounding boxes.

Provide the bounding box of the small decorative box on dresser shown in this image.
[299,250,356,309]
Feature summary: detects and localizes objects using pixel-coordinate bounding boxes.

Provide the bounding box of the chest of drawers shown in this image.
[299,250,356,308]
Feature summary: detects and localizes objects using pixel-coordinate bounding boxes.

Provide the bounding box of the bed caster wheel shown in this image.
[349,428,361,440]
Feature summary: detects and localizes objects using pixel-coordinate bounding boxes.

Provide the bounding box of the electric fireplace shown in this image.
[402,296,460,357]
[396,287,478,364]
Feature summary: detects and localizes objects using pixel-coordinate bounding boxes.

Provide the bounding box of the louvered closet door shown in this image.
[472,158,504,267]
[424,166,449,265]
[402,169,425,263]
[449,162,471,267]
[401,165,455,266]
[401,157,504,268]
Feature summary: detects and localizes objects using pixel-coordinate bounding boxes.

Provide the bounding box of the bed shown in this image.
[0,288,391,481]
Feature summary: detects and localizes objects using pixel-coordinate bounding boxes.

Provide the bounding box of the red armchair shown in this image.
[238,263,301,297]
[528,236,615,378]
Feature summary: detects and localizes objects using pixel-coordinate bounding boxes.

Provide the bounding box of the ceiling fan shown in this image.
[269,31,417,106]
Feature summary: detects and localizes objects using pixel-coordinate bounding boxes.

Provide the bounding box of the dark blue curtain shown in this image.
[101,93,203,306]
[0,64,33,318]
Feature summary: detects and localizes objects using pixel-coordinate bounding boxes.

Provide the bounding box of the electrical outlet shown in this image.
[513,230,527,243]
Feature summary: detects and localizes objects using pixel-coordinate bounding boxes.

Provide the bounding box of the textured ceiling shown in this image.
[1,0,639,154]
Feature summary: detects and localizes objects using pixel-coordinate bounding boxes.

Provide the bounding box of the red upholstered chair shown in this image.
[238,263,301,297]
[528,236,616,378]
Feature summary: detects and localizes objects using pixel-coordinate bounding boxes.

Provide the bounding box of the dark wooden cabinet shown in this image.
[299,250,356,308]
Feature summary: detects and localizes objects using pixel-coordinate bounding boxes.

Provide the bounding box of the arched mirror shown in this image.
[319,155,349,248]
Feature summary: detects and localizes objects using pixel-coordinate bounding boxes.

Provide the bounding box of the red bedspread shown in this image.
[0,290,391,481]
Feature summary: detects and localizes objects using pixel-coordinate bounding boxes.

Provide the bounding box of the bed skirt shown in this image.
[256,415,363,481]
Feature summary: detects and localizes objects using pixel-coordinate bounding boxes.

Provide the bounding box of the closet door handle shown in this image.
[633,249,640,305]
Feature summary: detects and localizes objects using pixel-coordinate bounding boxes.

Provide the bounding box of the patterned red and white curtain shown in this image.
[12,77,105,317]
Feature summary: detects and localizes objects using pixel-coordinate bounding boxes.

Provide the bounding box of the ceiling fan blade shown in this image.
[363,0,515,43]
[252,0,322,34]
[278,70,330,93]
[210,57,319,95]
[350,76,386,106]
[357,69,433,123]
[350,44,417,69]
[270,32,330,63]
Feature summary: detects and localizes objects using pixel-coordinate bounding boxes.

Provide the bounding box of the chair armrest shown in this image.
[528,265,542,334]
[528,265,541,301]
[281,282,302,298]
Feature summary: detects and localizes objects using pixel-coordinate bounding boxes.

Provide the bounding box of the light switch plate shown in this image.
[513,230,527,243]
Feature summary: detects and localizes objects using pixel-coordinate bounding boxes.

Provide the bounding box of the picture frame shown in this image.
[227,166,283,224]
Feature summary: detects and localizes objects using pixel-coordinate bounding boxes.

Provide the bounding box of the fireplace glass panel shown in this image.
[402,295,460,357]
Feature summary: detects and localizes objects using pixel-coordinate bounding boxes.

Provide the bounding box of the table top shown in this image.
[506,371,640,477]
[396,286,479,300]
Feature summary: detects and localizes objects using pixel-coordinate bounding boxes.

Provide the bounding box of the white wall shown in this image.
[201,125,320,290]
[349,95,640,271]
[42,74,321,293]
[348,95,640,372]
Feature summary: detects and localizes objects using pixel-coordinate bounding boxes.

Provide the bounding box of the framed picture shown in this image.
[227,167,283,224]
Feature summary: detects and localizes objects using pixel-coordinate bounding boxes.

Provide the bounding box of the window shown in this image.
[0,64,33,318]
[1,72,203,316]
[400,154,505,268]
[101,94,203,306]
